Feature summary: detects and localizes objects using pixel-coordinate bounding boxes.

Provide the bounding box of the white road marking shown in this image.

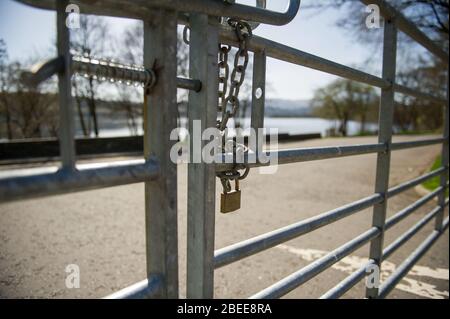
[276,244,449,299]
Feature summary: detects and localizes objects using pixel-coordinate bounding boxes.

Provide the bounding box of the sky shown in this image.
[0,0,383,100]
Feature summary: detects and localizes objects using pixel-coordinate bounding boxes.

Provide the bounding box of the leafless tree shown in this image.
[70,15,110,137]
[114,22,189,134]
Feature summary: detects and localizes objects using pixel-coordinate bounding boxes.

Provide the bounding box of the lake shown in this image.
[96,117,377,138]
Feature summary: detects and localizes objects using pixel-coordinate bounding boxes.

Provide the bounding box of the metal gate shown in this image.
[1,0,448,299]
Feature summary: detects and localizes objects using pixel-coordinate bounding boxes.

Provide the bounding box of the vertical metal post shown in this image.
[251,50,266,154]
[56,0,76,169]
[366,17,397,299]
[435,73,449,230]
[143,10,179,299]
[187,14,219,299]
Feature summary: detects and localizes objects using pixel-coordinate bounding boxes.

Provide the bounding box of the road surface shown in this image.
[0,135,448,298]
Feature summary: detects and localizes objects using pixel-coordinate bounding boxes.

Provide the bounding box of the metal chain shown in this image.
[216,18,252,192]
[217,18,252,132]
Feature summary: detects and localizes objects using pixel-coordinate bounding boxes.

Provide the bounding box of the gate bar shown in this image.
[436,75,449,230]
[390,138,446,150]
[393,84,447,104]
[214,194,383,269]
[360,0,449,64]
[320,204,446,299]
[143,10,179,298]
[386,167,445,198]
[16,0,301,26]
[251,50,267,155]
[385,187,445,230]
[0,159,159,203]
[379,216,450,298]
[186,14,219,299]
[217,138,445,172]
[219,31,446,104]
[216,143,386,172]
[56,0,76,170]
[104,275,163,299]
[366,16,397,299]
[214,177,446,269]
[250,227,380,299]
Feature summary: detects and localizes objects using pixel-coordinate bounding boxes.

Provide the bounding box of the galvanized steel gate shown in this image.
[1,0,448,299]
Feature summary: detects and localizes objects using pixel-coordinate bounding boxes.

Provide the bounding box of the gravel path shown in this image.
[0,135,448,299]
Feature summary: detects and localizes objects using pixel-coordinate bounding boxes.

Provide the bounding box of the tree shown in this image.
[0,39,12,139]
[311,79,379,136]
[306,0,448,134]
[0,40,58,140]
[70,15,110,137]
[114,21,189,134]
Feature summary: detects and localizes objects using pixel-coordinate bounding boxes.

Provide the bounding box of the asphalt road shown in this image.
[0,135,448,299]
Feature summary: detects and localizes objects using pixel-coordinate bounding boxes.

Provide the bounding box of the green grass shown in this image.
[422,155,449,197]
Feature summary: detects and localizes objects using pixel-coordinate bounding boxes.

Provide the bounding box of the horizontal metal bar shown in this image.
[320,205,443,299]
[15,0,301,26]
[214,193,383,269]
[216,143,386,173]
[0,158,159,203]
[216,166,444,271]
[219,30,390,89]
[219,30,446,101]
[393,84,446,104]
[390,138,446,151]
[249,227,380,299]
[72,56,156,87]
[177,76,202,92]
[319,264,368,299]
[360,0,449,64]
[23,56,201,91]
[385,187,444,230]
[379,216,449,298]
[387,167,446,198]
[103,275,163,299]
[383,206,443,260]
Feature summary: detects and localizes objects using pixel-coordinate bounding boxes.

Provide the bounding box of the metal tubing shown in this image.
[24,57,201,91]
[360,0,449,64]
[15,0,301,26]
[321,205,444,299]
[390,138,446,150]
[436,75,449,230]
[219,31,445,103]
[0,159,159,203]
[249,227,380,299]
[366,17,397,299]
[143,10,179,298]
[214,194,383,269]
[186,14,219,299]
[219,31,390,89]
[177,77,202,92]
[393,84,446,104]
[216,143,386,172]
[387,167,446,198]
[379,217,450,298]
[251,50,267,154]
[104,275,163,299]
[383,206,443,259]
[320,265,368,299]
[385,187,444,230]
[56,1,76,170]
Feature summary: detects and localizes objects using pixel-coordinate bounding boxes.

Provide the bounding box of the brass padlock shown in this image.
[220,179,241,214]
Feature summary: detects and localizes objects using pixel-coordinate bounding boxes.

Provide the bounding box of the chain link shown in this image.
[217,19,252,132]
